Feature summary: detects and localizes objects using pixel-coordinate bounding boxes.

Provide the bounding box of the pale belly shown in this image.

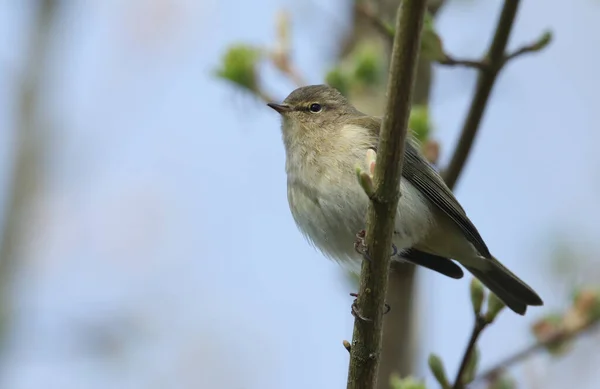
[287,176,434,273]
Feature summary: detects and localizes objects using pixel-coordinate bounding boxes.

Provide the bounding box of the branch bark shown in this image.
[442,0,521,189]
[342,1,446,383]
[346,2,428,389]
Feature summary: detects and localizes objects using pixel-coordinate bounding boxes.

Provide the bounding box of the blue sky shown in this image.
[0,0,599,388]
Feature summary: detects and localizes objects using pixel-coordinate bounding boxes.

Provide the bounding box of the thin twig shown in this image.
[438,55,488,70]
[474,319,600,383]
[452,315,488,389]
[345,1,428,389]
[502,31,552,65]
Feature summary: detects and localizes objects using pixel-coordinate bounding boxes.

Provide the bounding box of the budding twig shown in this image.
[502,31,553,63]
[475,297,600,383]
[346,1,428,388]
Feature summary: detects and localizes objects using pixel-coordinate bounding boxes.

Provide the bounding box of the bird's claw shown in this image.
[390,243,398,257]
[351,301,372,322]
[350,292,391,320]
[355,230,398,260]
[354,230,372,263]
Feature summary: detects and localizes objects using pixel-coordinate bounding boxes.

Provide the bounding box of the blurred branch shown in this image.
[476,322,599,383]
[270,10,307,87]
[475,288,600,383]
[355,3,394,45]
[446,280,505,389]
[0,0,57,346]
[346,1,427,389]
[442,0,551,189]
[215,11,306,102]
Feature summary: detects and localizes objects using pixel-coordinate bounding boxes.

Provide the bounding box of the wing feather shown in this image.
[346,115,492,258]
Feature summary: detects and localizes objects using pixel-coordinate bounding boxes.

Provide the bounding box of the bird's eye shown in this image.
[309,103,322,113]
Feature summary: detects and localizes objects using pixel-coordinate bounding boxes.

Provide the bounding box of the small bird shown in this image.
[267,84,543,315]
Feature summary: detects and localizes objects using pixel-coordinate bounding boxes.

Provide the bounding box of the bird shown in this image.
[267,84,543,315]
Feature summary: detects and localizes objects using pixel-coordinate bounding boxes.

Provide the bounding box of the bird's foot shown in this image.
[354,230,371,263]
[354,230,399,260]
[349,292,391,322]
[390,243,398,257]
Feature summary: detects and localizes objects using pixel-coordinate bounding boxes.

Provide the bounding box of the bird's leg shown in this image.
[352,230,395,319]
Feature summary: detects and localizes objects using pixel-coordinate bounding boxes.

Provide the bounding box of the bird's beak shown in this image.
[267,103,291,114]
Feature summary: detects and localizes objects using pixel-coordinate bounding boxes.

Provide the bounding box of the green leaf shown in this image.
[325,67,352,97]
[420,12,446,62]
[428,354,450,389]
[469,278,485,315]
[215,44,261,92]
[352,45,383,87]
[485,292,506,323]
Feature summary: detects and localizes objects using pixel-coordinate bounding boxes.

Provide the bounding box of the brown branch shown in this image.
[345,1,428,388]
[435,4,550,190]
[442,0,521,189]
[452,315,488,389]
[474,318,600,383]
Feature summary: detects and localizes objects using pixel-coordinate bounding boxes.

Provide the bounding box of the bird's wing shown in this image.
[346,115,492,258]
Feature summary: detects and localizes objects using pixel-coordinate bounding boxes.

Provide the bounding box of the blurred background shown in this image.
[0,0,599,388]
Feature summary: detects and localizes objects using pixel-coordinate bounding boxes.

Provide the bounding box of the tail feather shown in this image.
[466,257,543,316]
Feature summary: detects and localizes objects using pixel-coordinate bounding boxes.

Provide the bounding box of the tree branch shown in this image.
[475,315,600,383]
[0,0,57,347]
[346,1,428,389]
[442,0,521,189]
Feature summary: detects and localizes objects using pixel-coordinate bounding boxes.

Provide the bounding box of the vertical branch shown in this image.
[346,2,428,389]
[344,1,447,383]
[0,0,57,345]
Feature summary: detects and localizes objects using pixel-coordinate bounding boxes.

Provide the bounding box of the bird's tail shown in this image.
[465,257,543,315]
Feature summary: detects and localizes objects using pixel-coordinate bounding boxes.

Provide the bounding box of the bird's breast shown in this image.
[286,168,435,272]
